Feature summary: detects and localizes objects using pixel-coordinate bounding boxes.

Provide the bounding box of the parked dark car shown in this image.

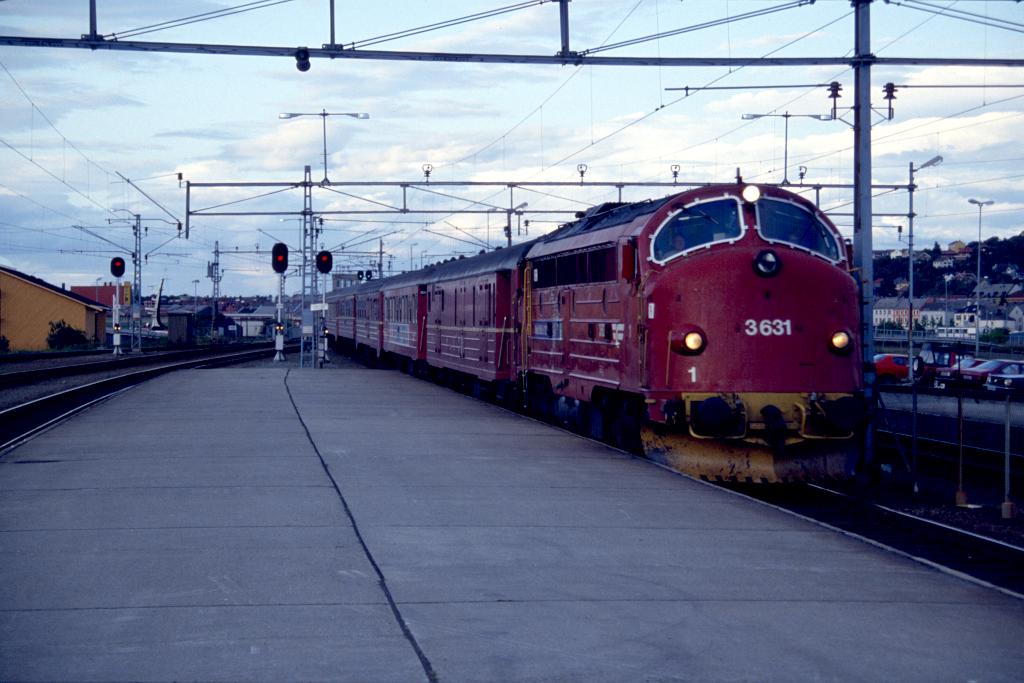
[986,371,1024,395]
[873,353,909,384]
[941,359,1024,391]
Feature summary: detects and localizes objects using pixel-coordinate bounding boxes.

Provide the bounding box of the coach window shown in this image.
[588,247,615,282]
[533,259,557,288]
[651,198,742,263]
[756,197,840,261]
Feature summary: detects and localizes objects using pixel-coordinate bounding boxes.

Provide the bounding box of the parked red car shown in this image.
[913,343,976,385]
[873,353,909,384]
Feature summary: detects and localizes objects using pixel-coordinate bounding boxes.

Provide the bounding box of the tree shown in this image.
[47,320,90,349]
[982,328,1009,344]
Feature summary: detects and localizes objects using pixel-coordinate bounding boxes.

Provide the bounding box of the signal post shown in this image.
[272,243,288,361]
[110,257,126,355]
[314,250,333,368]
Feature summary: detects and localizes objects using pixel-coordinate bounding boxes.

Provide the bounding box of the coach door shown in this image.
[560,288,573,367]
[417,285,428,359]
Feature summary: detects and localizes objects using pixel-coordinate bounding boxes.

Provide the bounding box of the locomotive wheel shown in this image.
[584,403,605,442]
[605,398,643,453]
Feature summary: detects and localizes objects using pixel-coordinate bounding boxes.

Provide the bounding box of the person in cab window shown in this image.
[672,232,686,252]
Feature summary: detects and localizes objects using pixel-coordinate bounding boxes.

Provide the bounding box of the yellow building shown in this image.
[0,266,107,351]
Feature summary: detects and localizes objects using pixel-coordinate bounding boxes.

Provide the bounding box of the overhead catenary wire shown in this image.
[625,0,977,179]
[0,181,84,224]
[107,0,299,40]
[423,228,489,249]
[886,0,1024,35]
[0,137,115,216]
[191,186,299,214]
[654,12,1024,184]
[347,0,549,50]
[666,83,834,94]
[546,9,856,171]
[445,0,645,169]
[789,94,1024,172]
[444,220,491,245]
[409,185,505,212]
[890,84,1024,89]
[319,185,406,212]
[0,59,116,180]
[582,0,814,55]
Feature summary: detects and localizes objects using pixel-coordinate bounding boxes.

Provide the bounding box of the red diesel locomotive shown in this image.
[327,182,864,482]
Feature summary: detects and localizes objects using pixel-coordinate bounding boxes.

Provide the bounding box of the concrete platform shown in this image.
[2,366,1023,682]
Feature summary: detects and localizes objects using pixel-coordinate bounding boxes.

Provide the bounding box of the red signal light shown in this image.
[110,257,126,278]
[271,243,288,274]
[315,250,333,274]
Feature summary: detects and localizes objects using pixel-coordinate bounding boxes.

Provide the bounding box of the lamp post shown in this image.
[907,156,942,365]
[968,198,994,356]
[741,111,833,184]
[192,279,200,339]
[944,274,952,331]
[907,154,942,495]
[278,110,369,184]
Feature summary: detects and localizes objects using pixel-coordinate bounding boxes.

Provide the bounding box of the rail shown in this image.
[0,342,276,389]
[722,482,1024,598]
[0,344,294,451]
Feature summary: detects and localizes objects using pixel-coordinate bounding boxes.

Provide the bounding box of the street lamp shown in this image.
[741,111,833,184]
[278,110,369,184]
[192,279,200,337]
[968,197,994,355]
[907,154,942,495]
[907,155,942,366]
[944,273,952,327]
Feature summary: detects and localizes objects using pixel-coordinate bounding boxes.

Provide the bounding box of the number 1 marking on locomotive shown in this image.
[688,367,697,382]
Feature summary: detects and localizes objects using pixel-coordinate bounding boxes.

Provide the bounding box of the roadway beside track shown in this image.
[1,366,1023,681]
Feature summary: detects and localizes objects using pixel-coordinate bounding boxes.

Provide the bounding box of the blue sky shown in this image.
[1,0,1022,297]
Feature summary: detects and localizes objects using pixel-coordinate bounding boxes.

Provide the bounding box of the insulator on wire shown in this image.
[883,82,897,120]
[828,81,842,119]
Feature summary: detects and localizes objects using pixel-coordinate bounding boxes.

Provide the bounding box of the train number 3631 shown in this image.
[744,319,792,336]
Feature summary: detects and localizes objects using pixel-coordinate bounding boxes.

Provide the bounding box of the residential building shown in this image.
[0,266,107,351]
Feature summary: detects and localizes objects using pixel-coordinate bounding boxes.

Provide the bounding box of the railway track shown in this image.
[721,481,1024,598]
[0,343,277,389]
[0,348,112,364]
[0,344,295,452]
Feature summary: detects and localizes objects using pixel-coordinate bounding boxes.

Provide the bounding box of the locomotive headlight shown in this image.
[829,330,852,354]
[741,184,761,203]
[753,249,781,277]
[672,328,707,355]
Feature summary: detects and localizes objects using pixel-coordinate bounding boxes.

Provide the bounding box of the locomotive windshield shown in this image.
[756,198,840,261]
[651,198,742,262]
